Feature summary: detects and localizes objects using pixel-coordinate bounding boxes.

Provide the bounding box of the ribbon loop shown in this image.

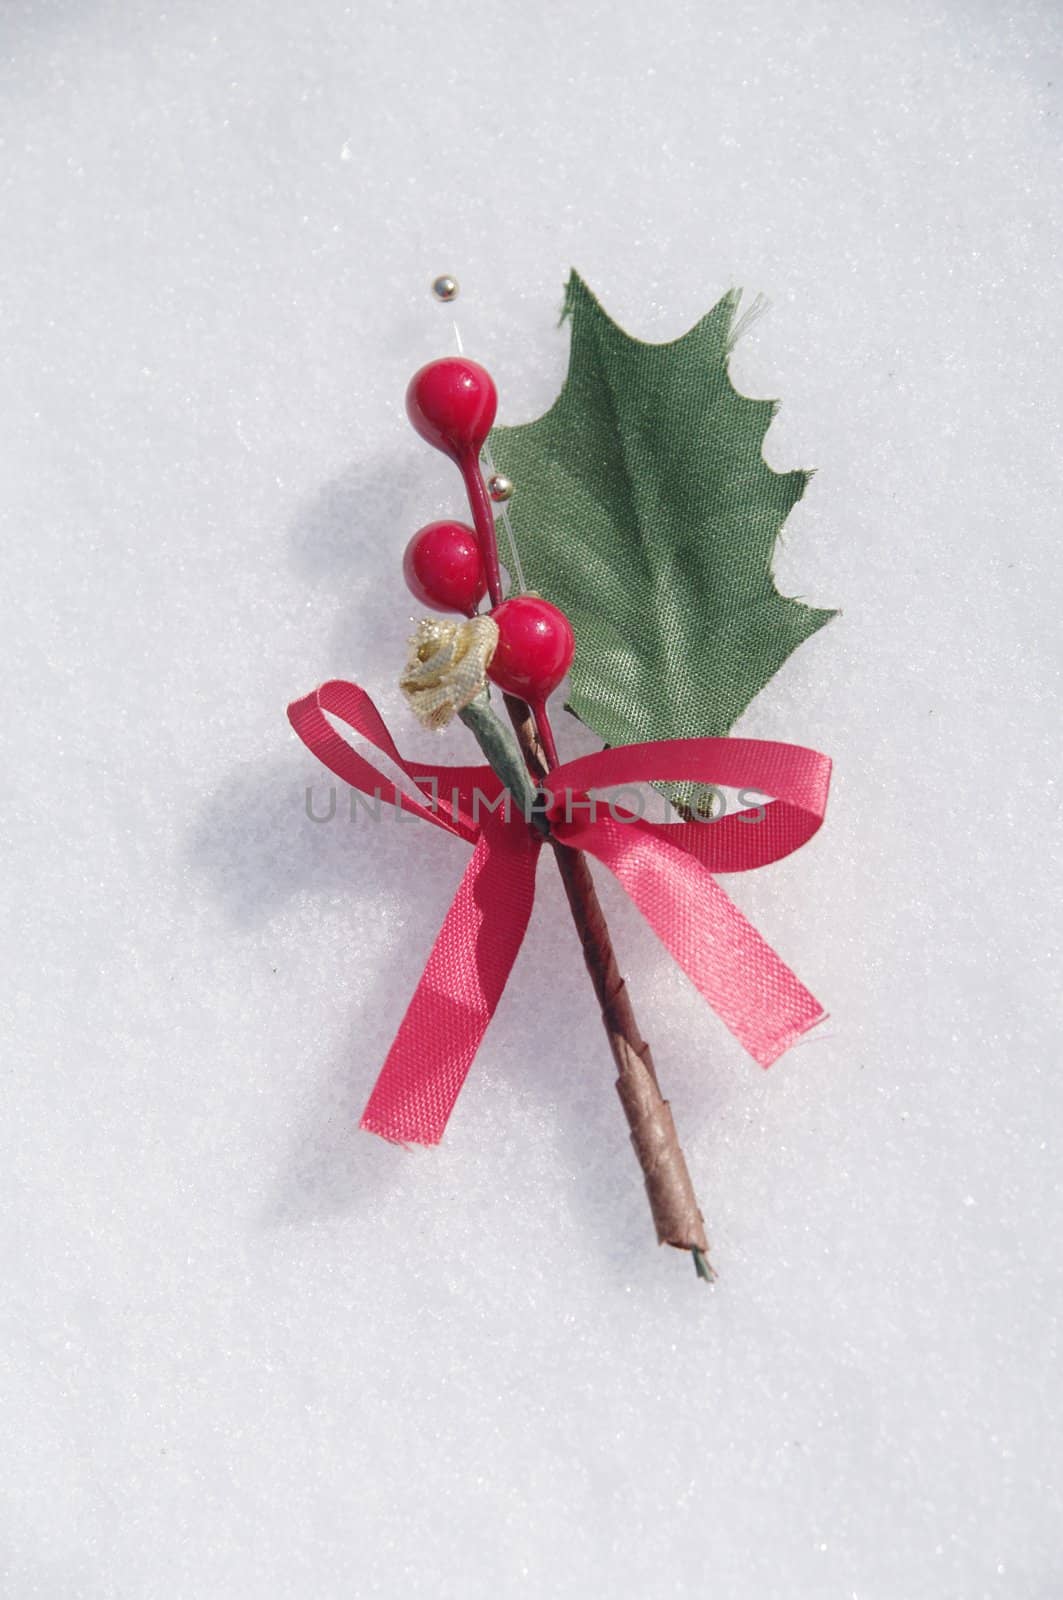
[547,736,831,873]
[289,679,502,841]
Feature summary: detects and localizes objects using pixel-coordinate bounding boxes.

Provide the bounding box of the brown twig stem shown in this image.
[501,695,712,1274]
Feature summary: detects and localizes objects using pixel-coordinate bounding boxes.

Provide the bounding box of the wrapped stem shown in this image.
[550,842,710,1263]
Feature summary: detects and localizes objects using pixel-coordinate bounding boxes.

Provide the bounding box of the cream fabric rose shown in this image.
[399,616,499,730]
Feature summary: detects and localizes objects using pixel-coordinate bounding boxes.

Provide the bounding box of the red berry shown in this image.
[406,358,498,460]
[487,596,575,702]
[403,521,487,615]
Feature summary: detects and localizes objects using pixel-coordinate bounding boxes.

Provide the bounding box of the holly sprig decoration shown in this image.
[297,272,835,1282]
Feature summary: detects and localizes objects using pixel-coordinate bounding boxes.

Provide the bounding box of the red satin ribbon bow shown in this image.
[288,680,831,1146]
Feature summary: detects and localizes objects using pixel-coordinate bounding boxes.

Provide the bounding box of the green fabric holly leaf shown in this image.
[489,272,835,748]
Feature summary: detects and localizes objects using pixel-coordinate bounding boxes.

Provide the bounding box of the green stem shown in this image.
[458,690,548,834]
[692,1247,717,1283]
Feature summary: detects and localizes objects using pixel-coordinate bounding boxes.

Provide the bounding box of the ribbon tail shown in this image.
[360,820,540,1146]
[572,819,824,1067]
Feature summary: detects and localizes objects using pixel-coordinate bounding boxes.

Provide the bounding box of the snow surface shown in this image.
[2,1,1061,1595]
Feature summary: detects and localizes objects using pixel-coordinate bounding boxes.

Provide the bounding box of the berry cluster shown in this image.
[402,358,574,755]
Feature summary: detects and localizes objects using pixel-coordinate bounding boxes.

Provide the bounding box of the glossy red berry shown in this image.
[487,596,575,702]
[402,520,487,615]
[406,358,498,460]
